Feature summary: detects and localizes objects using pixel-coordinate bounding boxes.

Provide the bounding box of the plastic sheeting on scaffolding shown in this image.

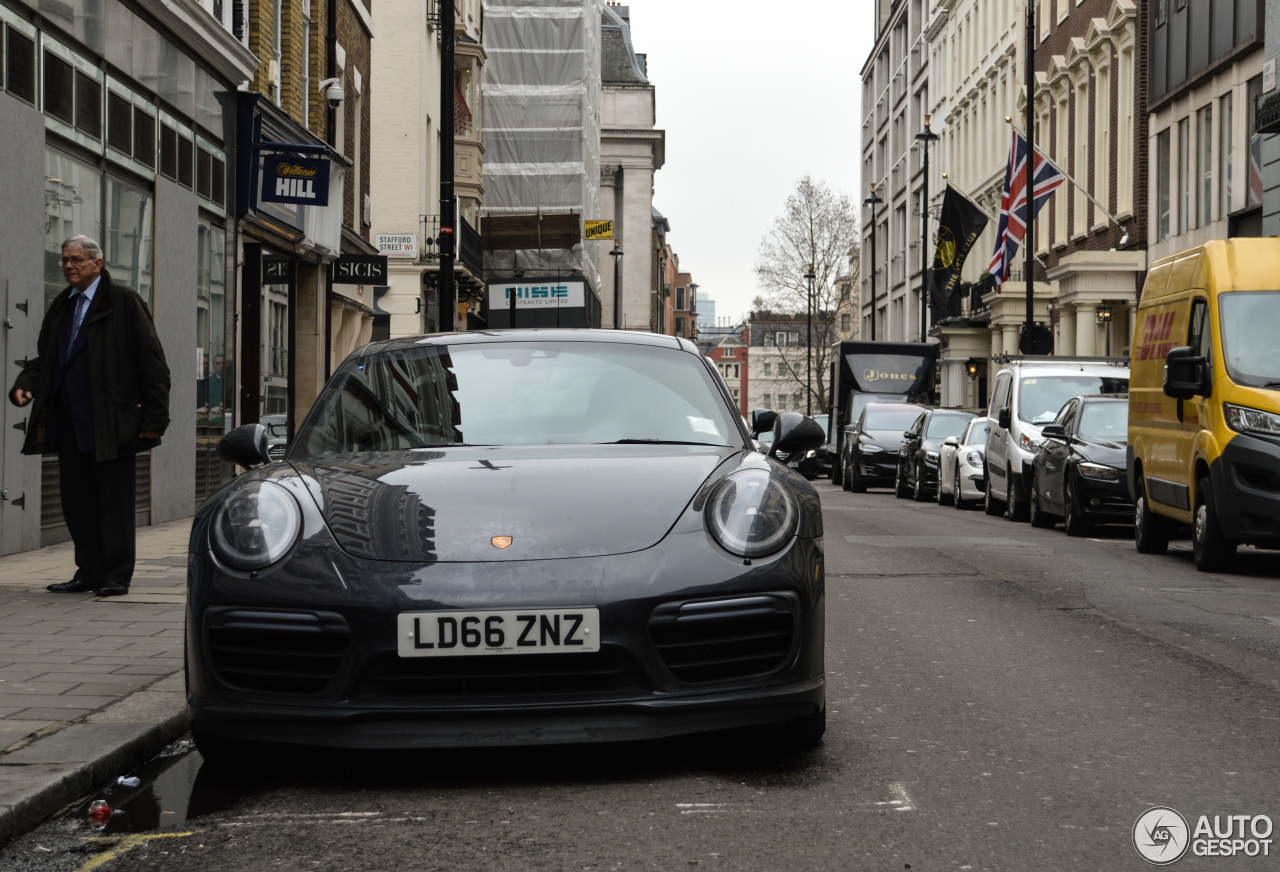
[481,0,603,294]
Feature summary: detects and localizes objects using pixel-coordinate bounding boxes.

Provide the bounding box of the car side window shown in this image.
[989,373,1011,416]
[1056,399,1077,433]
[1188,298,1211,358]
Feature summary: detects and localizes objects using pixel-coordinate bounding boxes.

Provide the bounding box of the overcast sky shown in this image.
[626,2,876,326]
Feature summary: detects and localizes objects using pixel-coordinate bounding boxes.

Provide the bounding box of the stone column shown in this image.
[1075,305,1096,356]
[1003,325,1019,355]
[1059,304,1076,355]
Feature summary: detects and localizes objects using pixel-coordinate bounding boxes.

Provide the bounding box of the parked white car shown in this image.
[937,415,987,509]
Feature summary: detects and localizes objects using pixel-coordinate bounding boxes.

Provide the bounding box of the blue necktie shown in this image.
[67,293,88,351]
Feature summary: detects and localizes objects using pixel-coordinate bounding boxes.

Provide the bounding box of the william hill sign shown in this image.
[262,156,330,206]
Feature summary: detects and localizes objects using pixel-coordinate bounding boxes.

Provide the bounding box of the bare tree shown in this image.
[753,176,860,412]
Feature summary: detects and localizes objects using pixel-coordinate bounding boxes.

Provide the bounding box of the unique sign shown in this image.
[1266,59,1277,93]
[846,353,932,394]
[377,234,418,258]
[584,220,614,240]
[332,254,389,285]
[261,156,330,206]
[489,280,587,310]
[262,256,291,282]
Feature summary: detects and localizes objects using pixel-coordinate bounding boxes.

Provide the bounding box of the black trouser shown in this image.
[56,390,137,587]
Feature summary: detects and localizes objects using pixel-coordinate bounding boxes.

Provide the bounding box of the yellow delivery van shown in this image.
[1128,238,1280,571]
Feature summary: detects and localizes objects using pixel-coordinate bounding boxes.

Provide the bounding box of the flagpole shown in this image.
[1004,119,1127,232]
[1024,0,1035,350]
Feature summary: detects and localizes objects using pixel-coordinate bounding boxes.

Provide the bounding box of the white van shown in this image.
[984,356,1130,520]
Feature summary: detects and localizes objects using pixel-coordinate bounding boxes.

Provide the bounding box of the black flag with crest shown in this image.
[928,185,989,320]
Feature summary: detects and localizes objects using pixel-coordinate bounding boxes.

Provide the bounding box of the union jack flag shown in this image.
[988,128,1067,288]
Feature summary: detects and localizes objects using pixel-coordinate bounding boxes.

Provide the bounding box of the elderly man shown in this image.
[9,236,170,597]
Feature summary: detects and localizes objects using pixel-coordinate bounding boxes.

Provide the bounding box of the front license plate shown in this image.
[397,608,601,657]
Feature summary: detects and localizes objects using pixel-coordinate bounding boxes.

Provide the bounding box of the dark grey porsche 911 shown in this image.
[187,330,827,757]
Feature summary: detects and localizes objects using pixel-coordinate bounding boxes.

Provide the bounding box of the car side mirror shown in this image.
[1040,423,1067,440]
[943,436,960,447]
[1164,345,1209,400]
[998,408,1011,430]
[750,408,778,439]
[217,423,272,469]
[770,412,825,459]
[904,429,920,440]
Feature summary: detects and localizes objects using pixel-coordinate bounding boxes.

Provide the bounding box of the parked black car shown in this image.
[1028,394,1132,535]
[189,331,828,758]
[840,402,927,492]
[895,409,977,501]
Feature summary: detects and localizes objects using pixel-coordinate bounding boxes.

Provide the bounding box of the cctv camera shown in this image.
[318,77,344,110]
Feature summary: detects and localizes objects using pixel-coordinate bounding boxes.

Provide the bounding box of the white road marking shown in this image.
[873,782,915,812]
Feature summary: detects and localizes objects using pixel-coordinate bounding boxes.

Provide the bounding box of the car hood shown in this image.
[290,445,739,563]
[862,429,909,450]
[1075,439,1127,464]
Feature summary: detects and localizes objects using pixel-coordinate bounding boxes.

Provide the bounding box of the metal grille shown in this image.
[353,649,647,700]
[204,608,350,695]
[649,595,797,685]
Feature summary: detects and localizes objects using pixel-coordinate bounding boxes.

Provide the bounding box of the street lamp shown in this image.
[804,265,816,415]
[915,113,939,343]
[965,358,981,379]
[863,184,883,341]
[609,242,624,329]
[1096,301,1113,356]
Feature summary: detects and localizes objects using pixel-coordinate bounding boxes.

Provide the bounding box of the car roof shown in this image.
[926,408,977,417]
[864,402,924,412]
[354,329,694,359]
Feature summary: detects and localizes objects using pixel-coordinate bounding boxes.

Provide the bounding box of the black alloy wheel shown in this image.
[1134,473,1171,555]
[850,458,867,493]
[913,461,930,502]
[1062,475,1092,537]
[1192,475,1236,572]
[841,456,853,491]
[1006,467,1029,522]
[895,465,910,499]
[1029,473,1055,528]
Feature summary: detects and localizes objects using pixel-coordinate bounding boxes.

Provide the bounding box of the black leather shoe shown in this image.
[47,578,98,593]
[93,581,130,597]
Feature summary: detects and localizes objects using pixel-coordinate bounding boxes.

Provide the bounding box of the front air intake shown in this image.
[648,594,797,684]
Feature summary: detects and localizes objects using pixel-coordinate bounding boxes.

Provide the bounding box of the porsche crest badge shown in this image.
[491,536,513,549]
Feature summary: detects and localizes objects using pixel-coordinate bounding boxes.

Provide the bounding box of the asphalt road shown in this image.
[6,481,1280,871]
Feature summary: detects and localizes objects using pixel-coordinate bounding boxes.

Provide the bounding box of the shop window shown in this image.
[43,51,74,124]
[7,29,36,104]
[178,135,194,188]
[107,92,132,154]
[43,147,103,310]
[74,70,101,139]
[134,108,156,168]
[160,123,177,179]
[105,175,154,305]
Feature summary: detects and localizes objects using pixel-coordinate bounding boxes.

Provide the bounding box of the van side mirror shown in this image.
[1164,346,1209,400]
[750,408,778,439]
[998,408,1011,430]
[1040,423,1067,440]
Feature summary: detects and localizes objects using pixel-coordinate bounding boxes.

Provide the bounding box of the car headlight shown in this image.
[705,468,799,558]
[1224,403,1280,436]
[210,480,302,570]
[1077,462,1122,482]
[1019,432,1041,452]
[804,449,817,459]
[860,441,882,453]
[966,449,985,467]
[925,450,939,463]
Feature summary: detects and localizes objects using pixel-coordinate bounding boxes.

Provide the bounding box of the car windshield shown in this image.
[1019,375,1129,424]
[864,407,923,430]
[926,414,971,439]
[297,341,742,455]
[1077,402,1128,442]
[964,419,988,447]
[1219,291,1280,387]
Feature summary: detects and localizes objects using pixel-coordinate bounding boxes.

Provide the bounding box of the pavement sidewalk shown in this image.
[0,517,193,846]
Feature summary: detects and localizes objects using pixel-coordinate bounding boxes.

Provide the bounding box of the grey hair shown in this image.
[61,235,103,260]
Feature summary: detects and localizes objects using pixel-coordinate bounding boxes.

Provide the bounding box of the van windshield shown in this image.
[1219,292,1280,387]
[1019,375,1130,424]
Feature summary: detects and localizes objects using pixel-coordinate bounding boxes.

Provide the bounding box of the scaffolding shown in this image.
[481,0,603,293]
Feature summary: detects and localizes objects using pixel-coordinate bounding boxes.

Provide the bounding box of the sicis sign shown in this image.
[331,255,389,285]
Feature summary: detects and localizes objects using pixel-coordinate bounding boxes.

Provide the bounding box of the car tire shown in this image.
[841,458,852,492]
[953,468,968,510]
[984,472,1003,515]
[775,708,826,750]
[1006,467,1029,522]
[1029,473,1055,528]
[850,461,866,493]
[1062,475,1092,537]
[895,466,909,499]
[1193,475,1236,572]
[1134,474,1171,555]
[913,465,929,502]
[938,466,953,506]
